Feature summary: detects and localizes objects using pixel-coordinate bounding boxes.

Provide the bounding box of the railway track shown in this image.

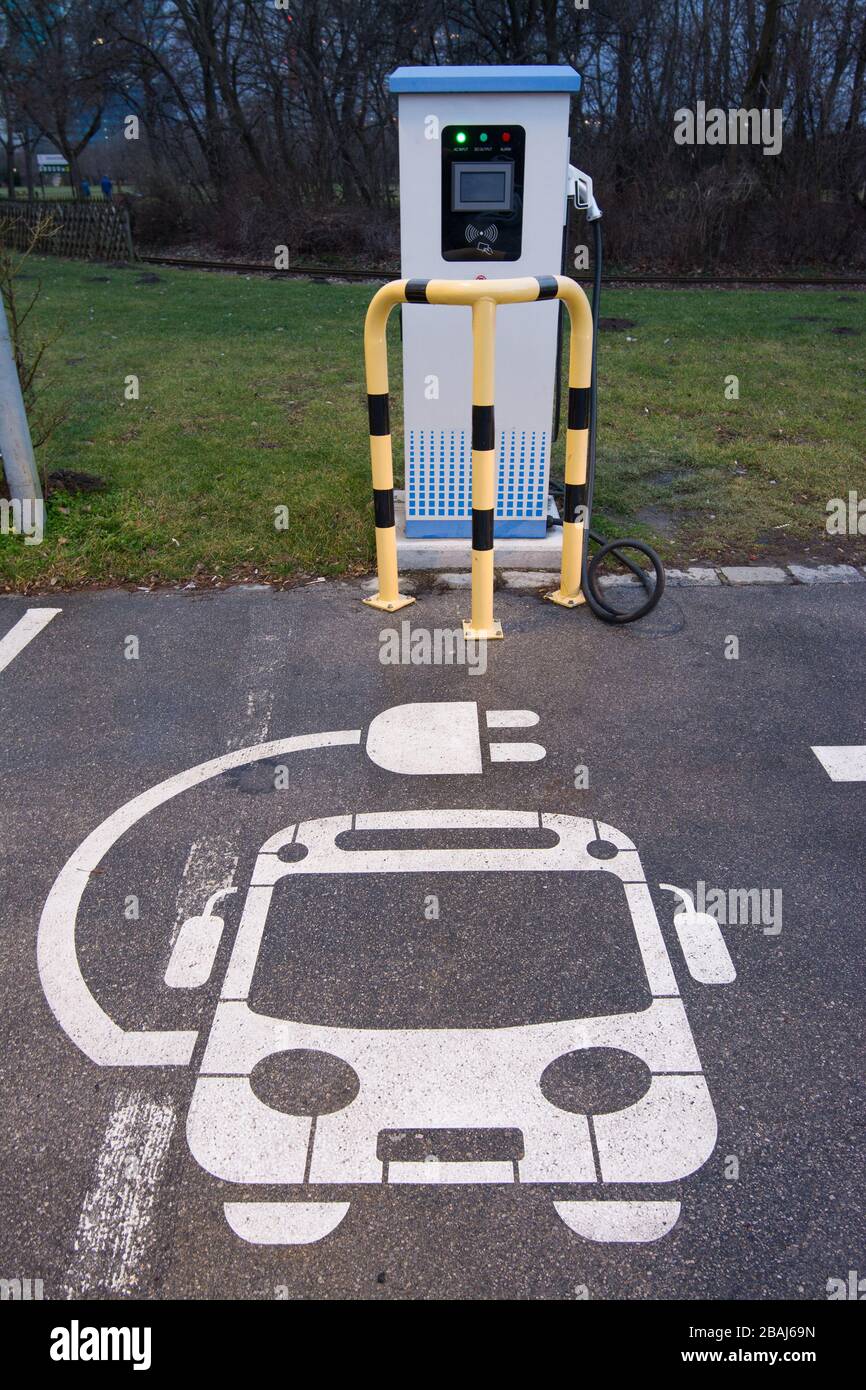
[137,253,865,289]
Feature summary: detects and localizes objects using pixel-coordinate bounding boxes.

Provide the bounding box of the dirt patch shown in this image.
[598,317,637,332]
[646,468,691,487]
[678,531,866,569]
[634,505,680,539]
[46,469,107,495]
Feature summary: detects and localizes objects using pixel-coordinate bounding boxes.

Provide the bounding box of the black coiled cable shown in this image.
[579,218,665,623]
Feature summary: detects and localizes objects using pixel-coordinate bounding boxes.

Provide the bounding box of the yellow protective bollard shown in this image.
[362,279,415,613]
[464,293,501,640]
[545,276,594,608]
[362,275,594,632]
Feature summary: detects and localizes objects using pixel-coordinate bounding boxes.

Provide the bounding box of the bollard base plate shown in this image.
[546,588,587,608]
[462,619,503,641]
[363,593,416,613]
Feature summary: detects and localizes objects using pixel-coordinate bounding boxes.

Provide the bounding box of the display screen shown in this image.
[452,162,513,211]
[461,170,506,202]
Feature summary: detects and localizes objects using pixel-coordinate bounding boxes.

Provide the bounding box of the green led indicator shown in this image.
[455,131,467,144]
[480,132,488,142]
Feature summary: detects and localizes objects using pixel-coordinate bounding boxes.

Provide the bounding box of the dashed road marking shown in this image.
[60,655,287,1293]
[228,690,274,750]
[170,838,238,950]
[63,1088,177,1297]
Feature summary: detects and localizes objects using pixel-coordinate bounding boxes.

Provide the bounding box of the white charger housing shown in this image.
[389,65,581,539]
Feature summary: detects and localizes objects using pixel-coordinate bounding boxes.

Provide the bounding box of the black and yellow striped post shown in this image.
[545,275,594,608]
[464,291,502,639]
[361,275,594,629]
[362,279,415,612]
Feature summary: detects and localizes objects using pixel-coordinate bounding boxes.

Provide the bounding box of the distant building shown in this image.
[36,153,69,176]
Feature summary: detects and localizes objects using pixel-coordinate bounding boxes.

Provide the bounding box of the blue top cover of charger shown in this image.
[389,65,581,94]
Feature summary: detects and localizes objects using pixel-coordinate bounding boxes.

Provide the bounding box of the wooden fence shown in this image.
[0,201,135,261]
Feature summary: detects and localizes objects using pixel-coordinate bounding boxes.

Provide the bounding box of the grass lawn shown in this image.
[0,255,864,590]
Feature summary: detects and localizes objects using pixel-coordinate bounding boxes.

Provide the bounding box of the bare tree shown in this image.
[1,0,118,191]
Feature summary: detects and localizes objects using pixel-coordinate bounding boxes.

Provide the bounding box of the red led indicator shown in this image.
[502,131,511,141]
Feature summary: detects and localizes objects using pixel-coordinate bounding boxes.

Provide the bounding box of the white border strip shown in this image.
[812,745,866,782]
[0,607,60,672]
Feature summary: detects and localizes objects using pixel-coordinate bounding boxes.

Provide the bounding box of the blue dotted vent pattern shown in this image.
[407,429,548,521]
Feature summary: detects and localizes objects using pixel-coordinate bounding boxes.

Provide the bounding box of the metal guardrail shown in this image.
[362,274,594,639]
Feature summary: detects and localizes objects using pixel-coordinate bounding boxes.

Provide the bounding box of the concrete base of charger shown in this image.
[394,493,563,572]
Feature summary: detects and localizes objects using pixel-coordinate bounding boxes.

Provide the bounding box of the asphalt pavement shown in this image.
[0,577,862,1300]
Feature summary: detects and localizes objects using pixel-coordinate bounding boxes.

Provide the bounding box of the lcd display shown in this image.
[461,171,506,202]
[451,162,513,211]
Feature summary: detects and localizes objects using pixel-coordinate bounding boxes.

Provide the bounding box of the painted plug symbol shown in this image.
[165,887,237,989]
[365,701,544,775]
[659,884,736,985]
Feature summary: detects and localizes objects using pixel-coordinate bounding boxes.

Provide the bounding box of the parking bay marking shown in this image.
[63,838,238,1297]
[812,745,866,781]
[62,1088,176,1298]
[0,606,60,672]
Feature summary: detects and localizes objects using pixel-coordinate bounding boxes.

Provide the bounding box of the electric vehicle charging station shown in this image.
[377,65,665,631]
[389,65,581,540]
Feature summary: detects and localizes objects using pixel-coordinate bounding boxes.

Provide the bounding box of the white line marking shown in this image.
[554,1200,681,1243]
[356,808,541,830]
[489,741,546,763]
[223,1201,349,1246]
[0,607,60,672]
[594,1075,717,1181]
[485,709,539,728]
[388,1161,514,1184]
[191,996,709,1188]
[63,1088,176,1297]
[66,842,234,1295]
[59,676,288,1293]
[623,881,680,996]
[228,690,274,750]
[812,745,866,781]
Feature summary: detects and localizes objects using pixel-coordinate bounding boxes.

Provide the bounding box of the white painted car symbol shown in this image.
[184,810,733,1247]
[38,703,736,1250]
